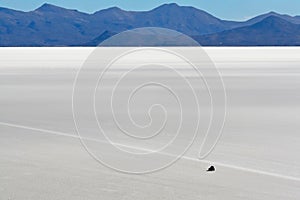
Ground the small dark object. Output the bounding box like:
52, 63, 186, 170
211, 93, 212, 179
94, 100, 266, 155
207, 166, 215, 172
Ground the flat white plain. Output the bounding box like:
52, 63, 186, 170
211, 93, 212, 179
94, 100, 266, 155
0, 47, 299, 200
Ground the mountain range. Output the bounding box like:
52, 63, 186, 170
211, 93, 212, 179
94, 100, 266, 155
0, 3, 299, 46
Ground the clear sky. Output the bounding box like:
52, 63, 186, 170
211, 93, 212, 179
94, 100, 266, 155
0, 0, 299, 21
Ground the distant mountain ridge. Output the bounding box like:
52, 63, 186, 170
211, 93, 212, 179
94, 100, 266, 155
0, 3, 299, 46
194, 16, 300, 46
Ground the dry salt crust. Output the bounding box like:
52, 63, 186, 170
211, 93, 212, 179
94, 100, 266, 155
0, 47, 299, 200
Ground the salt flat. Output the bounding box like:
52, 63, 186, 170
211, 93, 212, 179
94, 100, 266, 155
0, 47, 299, 199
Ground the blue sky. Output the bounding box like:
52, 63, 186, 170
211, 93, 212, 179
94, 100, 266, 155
0, 0, 299, 21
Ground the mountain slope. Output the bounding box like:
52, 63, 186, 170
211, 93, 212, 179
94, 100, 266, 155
194, 16, 300, 46
82, 30, 117, 46
244, 11, 300, 26
0, 4, 93, 46
90, 3, 240, 35
133, 3, 239, 35
0, 3, 299, 46
0, 3, 241, 46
